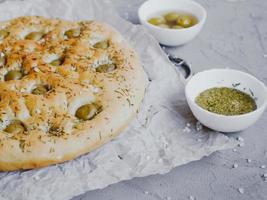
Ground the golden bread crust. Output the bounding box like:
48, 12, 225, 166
0, 16, 147, 171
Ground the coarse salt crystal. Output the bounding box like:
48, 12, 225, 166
90, 86, 100, 93
183, 126, 191, 133
237, 137, 244, 142
263, 173, 267, 178
186, 123, 191, 127
158, 158, 163, 163
196, 138, 202, 142
233, 163, 238, 168
34, 176, 40, 180
196, 121, 203, 131
144, 191, 149, 195
233, 149, 237, 152
238, 187, 244, 194
247, 159, 252, 163
189, 195, 195, 200
260, 165, 266, 169
33, 67, 40, 72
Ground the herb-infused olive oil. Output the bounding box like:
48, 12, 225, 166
195, 87, 257, 116
147, 11, 198, 29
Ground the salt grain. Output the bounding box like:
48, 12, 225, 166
233, 163, 238, 168
247, 159, 252, 163
91, 86, 100, 93
39, 38, 45, 43
196, 121, 203, 131
189, 195, 195, 200
237, 137, 244, 142
233, 149, 237, 152
183, 126, 191, 133
196, 138, 202, 142
263, 173, 267, 178
144, 191, 149, 195
260, 165, 266, 169
33, 67, 40, 72
186, 123, 191, 127
238, 187, 244, 194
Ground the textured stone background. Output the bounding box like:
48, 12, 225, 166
74, 0, 267, 199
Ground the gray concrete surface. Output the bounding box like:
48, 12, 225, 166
73, 0, 267, 199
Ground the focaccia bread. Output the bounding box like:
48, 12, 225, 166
0, 16, 147, 171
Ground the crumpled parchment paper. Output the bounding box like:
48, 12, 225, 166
0, 0, 237, 199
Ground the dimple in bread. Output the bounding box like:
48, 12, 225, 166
0, 16, 147, 171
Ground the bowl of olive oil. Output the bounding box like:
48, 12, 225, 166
185, 69, 267, 132
138, 0, 207, 46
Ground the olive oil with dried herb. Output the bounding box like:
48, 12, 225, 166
195, 87, 257, 116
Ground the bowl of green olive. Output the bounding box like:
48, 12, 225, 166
138, 0, 207, 46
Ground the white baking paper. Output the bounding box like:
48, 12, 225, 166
0, 0, 237, 199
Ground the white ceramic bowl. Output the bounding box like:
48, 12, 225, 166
138, 0, 207, 46
185, 69, 267, 132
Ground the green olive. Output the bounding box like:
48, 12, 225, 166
177, 15, 193, 28
96, 64, 116, 73
4, 120, 25, 134
65, 29, 80, 38
164, 12, 180, 23
50, 58, 64, 66
25, 31, 44, 41
171, 25, 183, 29
32, 85, 48, 95
0, 30, 9, 40
4, 70, 23, 81
75, 103, 101, 120
148, 17, 165, 26
93, 40, 109, 49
